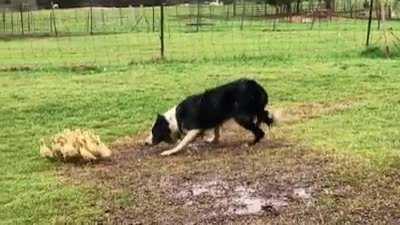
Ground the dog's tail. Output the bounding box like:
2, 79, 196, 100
258, 109, 279, 128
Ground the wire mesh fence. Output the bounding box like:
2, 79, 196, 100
0, 0, 399, 68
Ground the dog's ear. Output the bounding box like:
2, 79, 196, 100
156, 114, 163, 120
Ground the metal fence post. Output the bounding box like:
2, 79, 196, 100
11, 11, 14, 33
233, 0, 237, 16
152, 6, 155, 32
20, 4, 24, 35
2, 10, 6, 33
366, 0, 373, 46
51, 6, 58, 36
160, 3, 165, 58
90, 3, 94, 35
196, 0, 201, 32
240, 0, 246, 30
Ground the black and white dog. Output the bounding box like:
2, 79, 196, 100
144, 78, 276, 156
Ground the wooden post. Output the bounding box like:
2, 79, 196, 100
20, 4, 24, 35
366, 0, 373, 46
152, 6, 155, 32
160, 3, 165, 58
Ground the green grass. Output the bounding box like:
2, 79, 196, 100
0, 6, 400, 224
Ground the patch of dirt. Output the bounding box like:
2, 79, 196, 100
60, 102, 400, 224
272, 100, 357, 125
60, 121, 330, 224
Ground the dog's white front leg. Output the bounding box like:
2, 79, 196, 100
161, 130, 200, 156
205, 126, 220, 144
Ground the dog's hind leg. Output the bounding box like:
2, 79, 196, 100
257, 110, 275, 128
235, 115, 265, 144
161, 129, 201, 156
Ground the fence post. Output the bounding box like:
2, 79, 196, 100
264, 0, 267, 16
49, 11, 53, 33
366, 0, 373, 46
86, 9, 89, 32
27, 9, 31, 32
119, 8, 123, 26
51, 6, 58, 36
310, 11, 315, 30
152, 6, 155, 32
2, 10, 5, 33
233, 0, 237, 16
75, 9, 78, 22
101, 9, 105, 28
240, 0, 246, 30
90, 4, 94, 35
20, 4, 24, 35
160, 3, 165, 58
31, 10, 35, 32
11, 11, 14, 33
196, 0, 201, 32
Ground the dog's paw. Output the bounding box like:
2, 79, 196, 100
160, 149, 176, 156
244, 141, 257, 148
205, 137, 219, 144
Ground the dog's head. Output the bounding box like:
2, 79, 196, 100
144, 114, 174, 146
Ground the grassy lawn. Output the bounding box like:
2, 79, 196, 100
1, 7, 400, 224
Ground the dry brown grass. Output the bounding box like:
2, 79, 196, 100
271, 100, 356, 125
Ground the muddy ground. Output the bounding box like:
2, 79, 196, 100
61, 104, 400, 225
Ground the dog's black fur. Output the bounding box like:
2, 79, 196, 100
151, 78, 274, 145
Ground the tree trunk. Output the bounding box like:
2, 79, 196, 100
296, 0, 301, 13
326, 0, 335, 11
380, 1, 385, 24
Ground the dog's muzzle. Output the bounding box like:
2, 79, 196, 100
144, 135, 153, 146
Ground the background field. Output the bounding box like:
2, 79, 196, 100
0, 5, 400, 224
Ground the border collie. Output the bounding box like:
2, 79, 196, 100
145, 78, 276, 156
